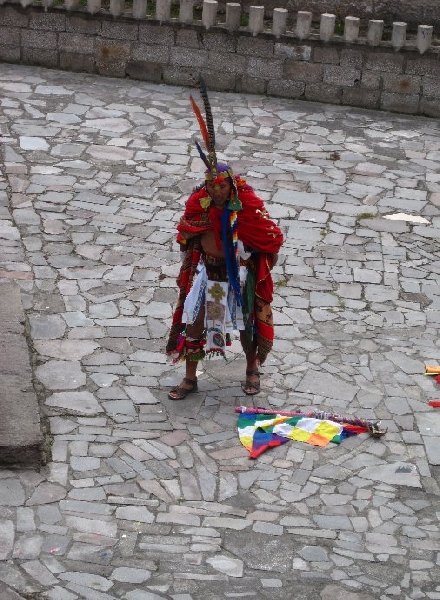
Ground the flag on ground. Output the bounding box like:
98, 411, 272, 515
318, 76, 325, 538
237, 411, 367, 459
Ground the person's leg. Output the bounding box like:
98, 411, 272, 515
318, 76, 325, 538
240, 332, 260, 395
168, 306, 205, 400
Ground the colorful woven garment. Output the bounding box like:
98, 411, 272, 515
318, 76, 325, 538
237, 411, 368, 459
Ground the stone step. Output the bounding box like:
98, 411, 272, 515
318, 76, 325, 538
0, 281, 43, 468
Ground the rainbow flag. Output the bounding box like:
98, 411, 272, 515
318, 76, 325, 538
237, 412, 364, 459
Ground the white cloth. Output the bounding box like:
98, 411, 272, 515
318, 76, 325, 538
181, 259, 247, 359
182, 265, 207, 326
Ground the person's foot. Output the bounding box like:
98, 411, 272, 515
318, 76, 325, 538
241, 369, 260, 396
168, 377, 198, 400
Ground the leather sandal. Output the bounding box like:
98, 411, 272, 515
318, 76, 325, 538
168, 377, 198, 400
241, 369, 261, 396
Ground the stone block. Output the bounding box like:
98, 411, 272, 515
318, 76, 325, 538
59, 33, 95, 55
204, 71, 237, 91
0, 46, 20, 62
361, 70, 381, 89
139, 23, 173, 45
274, 43, 311, 61
22, 46, 58, 68
313, 45, 339, 64
422, 76, 440, 98
97, 59, 127, 78
0, 6, 28, 27
324, 65, 360, 87
59, 52, 97, 73
204, 31, 236, 52
284, 61, 323, 83
97, 39, 131, 61
365, 52, 405, 73
67, 15, 101, 34
267, 79, 305, 98
29, 11, 66, 32
248, 56, 283, 79
101, 20, 139, 41
0, 27, 20, 46
380, 92, 420, 114
383, 74, 421, 95
163, 66, 196, 87
237, 36, 274, 57
406, 57, 440, 78
175, 29, 200, 48
420, 98, 440, 119
206, 50, 246, 74
342, 87, 380, 109
132, 44, 170, 63
236, 75, 267, 94
340, 48, 363, 70
305, 82, 341, 104
170, 46, 207, 68
22, 29, 57, 49
126, 60, 163, 82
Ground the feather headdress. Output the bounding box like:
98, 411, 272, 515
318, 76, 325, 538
189, 77, 219, 176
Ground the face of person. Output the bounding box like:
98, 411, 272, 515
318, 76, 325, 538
206, 178, 232, 209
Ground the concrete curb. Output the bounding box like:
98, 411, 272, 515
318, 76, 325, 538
0, 281, 43, 468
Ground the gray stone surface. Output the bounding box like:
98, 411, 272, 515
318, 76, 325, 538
0, 63, 439, 600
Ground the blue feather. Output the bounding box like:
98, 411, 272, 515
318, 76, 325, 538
195, 139, 210, 170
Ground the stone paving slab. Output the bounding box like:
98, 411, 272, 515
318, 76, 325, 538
0, 63, 440, 600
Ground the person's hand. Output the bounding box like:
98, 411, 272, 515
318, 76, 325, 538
269, 253, 278, 269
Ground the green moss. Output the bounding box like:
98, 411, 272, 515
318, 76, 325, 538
194, 3, 203, 19
147, 0, 155, 16
170, 3, 179, 18
335, 21, 344, 36
240, 12, 249, 27
357, 212, 374, 221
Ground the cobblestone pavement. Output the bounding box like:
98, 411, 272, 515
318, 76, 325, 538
0, 63, 440, 600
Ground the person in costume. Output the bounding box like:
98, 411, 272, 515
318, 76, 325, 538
166, 80, 284, 400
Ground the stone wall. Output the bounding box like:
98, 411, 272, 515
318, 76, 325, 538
0, 2, 439, 118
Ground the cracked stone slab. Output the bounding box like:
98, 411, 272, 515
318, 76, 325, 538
357, 462, 422, 488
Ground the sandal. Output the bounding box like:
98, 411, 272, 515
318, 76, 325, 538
168, 377, 198, 400
241, 370, 261, 396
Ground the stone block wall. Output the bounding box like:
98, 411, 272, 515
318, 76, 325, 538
0, 2, 439, 118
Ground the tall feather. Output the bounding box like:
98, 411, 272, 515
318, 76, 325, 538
189, 95, 210, 151
198, 77, 215, 152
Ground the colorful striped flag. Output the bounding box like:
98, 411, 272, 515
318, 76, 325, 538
237, 411, 366, 459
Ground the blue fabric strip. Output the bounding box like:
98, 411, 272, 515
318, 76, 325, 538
221, 207, 242, 306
